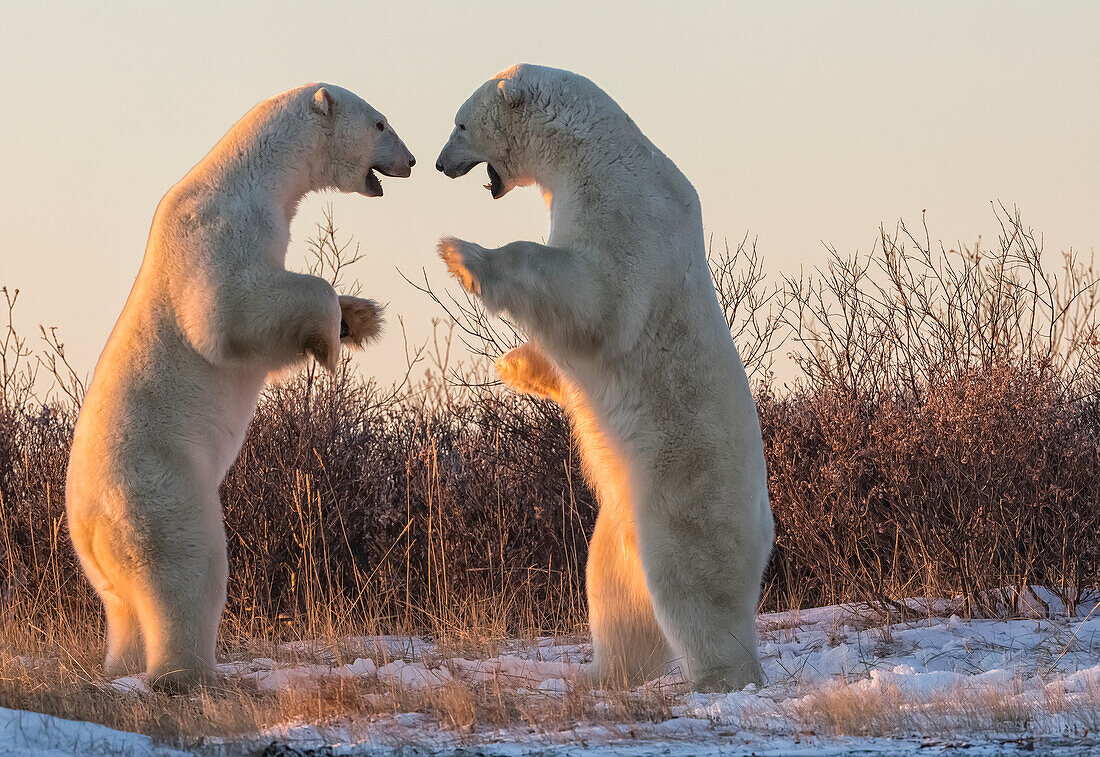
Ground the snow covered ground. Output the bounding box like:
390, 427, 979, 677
0, 707, 190, 757
4, 592, 1100, 756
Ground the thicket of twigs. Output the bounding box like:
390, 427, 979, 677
762, 210, 1100, 616
2, 205, 1098, 653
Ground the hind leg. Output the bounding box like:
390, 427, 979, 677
498, 342, 672, 686
585, 505, 673, 688
69, 514, 145, 677
132, 499, 228, 691
636, 500, 768, 692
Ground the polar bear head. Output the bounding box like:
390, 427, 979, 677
435, 64, 621, 199
309, 84, 416, 197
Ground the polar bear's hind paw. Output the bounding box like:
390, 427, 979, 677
149, 666, 223, 694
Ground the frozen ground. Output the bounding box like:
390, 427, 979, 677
4, 591, 1100, 756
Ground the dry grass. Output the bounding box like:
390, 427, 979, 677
3, 594, 1100, 748
0, 616, 676, 748
787, 680, 1029, 737
782, 675, 1100, 739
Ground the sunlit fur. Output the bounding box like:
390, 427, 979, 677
439, 65, 774, 692
66, 83, 413, 690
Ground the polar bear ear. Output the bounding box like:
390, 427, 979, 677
497, 78, 525, 108
311, 87, 335, 118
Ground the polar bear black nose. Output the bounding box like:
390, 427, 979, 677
408, 156, 416, 167
435, 160, 443, 172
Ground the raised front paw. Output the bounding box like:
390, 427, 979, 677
437, 236, 487, 295
339, 296, 384, 349
495, 342, 565, 403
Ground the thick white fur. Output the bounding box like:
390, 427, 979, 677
66, 83, 413, 690
437, 65, 774, 691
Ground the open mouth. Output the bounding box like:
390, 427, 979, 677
365, 163, 412, 197
443, 160, 508, 199
364, 169, 383, 197
483, 163, 506, 200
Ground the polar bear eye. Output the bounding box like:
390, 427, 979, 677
376, 120, 385, 131
458, 124, 466, 131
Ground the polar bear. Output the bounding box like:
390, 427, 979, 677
435, 65, 773, 691
65, 83, 414, 690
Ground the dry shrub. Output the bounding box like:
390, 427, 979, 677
219, 359, 590, 641
760, 364, 1100, 613
762, 206, 1100, 613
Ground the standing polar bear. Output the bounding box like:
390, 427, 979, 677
436, 65, 773, 691
66, 83, 414, 689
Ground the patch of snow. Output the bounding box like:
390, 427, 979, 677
376, 659, 452, 688
537, 677, 571, 694
339, 656, 377, 677
0, 707, 189, 757
107, 675, 150, 695
247, 663, 333, 692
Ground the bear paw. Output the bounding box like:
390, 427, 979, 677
339, 296, 384, 349
149, 666, 224, 694
437, 236, 485, 295
495, 342, 565, 403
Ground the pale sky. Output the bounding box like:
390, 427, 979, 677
2, 1, 1098, 387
